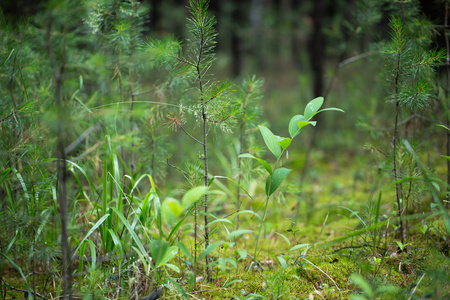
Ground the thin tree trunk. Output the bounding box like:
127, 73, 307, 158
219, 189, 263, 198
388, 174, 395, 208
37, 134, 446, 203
309, 0, 325, 98
393, 43, 405, 244
46, 22, 73, 300
393, 102, 405, 245
297, 0, 326, 220
197, 27, 212, 282
250, 0, 264, 71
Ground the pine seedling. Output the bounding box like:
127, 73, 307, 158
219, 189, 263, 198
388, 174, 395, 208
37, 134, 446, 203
150, 0, 240, 283
384, 16, 445, 244
86, 0, 143, 169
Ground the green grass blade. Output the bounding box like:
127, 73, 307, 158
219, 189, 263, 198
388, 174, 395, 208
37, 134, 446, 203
67, 160, 98, 199
71, 214, 110, 259
112, 207, 150, 262
275, 232, 291, 247
87, 240, 97, 270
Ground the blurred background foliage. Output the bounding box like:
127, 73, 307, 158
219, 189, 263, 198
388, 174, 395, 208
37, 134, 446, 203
0, 0, 449, 298
1, 0, 447, 161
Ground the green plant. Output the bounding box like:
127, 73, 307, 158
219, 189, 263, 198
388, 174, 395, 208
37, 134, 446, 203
240, 96, 343, 260
384, 13, 446, 244
151, 0, 240, 283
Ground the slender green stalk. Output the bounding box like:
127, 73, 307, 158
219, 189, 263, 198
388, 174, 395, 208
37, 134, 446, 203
254, 195, 270, 260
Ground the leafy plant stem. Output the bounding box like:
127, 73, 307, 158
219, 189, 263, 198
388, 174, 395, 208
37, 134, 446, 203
253, 150, 283, 260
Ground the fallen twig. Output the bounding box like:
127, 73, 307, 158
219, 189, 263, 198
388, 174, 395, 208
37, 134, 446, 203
1, 278, 50, 300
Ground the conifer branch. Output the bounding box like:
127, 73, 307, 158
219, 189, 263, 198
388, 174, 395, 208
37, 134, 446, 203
178, 124, 205, 146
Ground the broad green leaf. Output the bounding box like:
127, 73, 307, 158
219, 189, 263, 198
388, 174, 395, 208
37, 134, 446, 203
289, 243, 310, 252
159, 246, 178, 266
298, 120, 312, 130
165, 263, 181, 273
265, 168, 291, 196
237, 249, 248, 260
239, 153, 272, 174
304, 97, 324, 120
277, 255, 287, 269
222, 258, 237, 269
162, 198, 183, 224
277, 137, 291, 150
150, 239, 173, 267
213, 257, 237, 270
181, 186, 207, 210
228, 229, 255, 240
258, 125, 281, 159
288, 115, 306, 138
198, 241, 223, 261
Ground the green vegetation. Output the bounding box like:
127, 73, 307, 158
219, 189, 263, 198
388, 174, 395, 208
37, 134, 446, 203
0, 0, 449, 299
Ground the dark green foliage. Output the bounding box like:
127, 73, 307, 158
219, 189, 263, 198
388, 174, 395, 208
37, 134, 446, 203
385, 17, 445, 112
